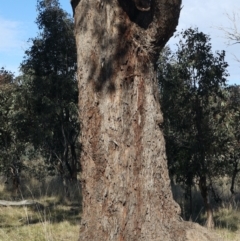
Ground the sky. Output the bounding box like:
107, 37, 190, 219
0, 0, 239, 85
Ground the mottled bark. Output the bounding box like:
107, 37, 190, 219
72, 0, 222, 240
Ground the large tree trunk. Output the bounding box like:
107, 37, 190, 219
72, 0, 222, 240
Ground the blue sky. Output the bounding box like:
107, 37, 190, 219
0, 0, 239, 85
0, 0, 72, 74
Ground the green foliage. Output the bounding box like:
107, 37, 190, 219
19, 0, 79, 179
222, 85, 240, 195
0, 68, 23, 173
0, 0, 79, 182
158, 28, 230, 217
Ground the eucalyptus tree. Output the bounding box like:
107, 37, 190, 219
0, 68, 15, 171
159, 28, 229, 228
218, 10, 240, 62
223, 85, 240, 198
20, 0, 79, 182
71, 1, 221, 240
0, 68, 25, 190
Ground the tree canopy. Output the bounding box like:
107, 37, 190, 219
158, 28, 230, 227
0, 0, 79, 184
19, 0, 79, 180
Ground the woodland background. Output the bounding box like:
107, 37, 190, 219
0, 0, 240, 240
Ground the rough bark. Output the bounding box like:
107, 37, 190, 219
72, 0, 222, 240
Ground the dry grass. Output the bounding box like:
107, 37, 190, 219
216, 229, 240, 241
2, 204, 240, 241
0, 178, 81, 241
214, 203, 240, 241
1, 177, 240, 240
0, 203, 80, 241
172, 183, 240, 241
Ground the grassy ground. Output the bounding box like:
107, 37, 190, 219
0, 203, 80, 241
0, 178, 81, 241
0, 212, 79, 241
0, 200, 80, 241
0, 178, 240, 240
1, 200, 239, 241
215, 204, 240, 241
172, 183, 240, 241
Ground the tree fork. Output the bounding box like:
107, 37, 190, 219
72, 0, 222, 240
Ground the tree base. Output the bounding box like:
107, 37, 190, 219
78, 219, 222, 241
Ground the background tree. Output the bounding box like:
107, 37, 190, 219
20, 0, 79, 189
158, 28, 229, 228
0, 68, 15, 172
0, 68, 24, 193
223, 85, 240, 199
218, 10, 240, 62
72, 1, 222, 240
